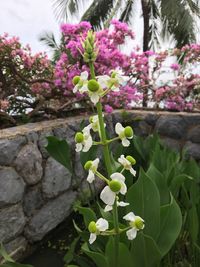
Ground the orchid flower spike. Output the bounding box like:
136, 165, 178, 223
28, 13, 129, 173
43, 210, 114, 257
84, 158, 100, 183
100, 172, 127, 206
75, 126, 92, 152
123, 212, 144, 240
118, 155, 136, 176
72, 71, 89, 94
88, 218, 109, 244
115, 123, 133, 147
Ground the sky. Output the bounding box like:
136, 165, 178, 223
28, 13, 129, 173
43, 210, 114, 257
0, 0, 199, 55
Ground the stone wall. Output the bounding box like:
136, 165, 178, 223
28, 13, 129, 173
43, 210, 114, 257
0, 110, 200, 260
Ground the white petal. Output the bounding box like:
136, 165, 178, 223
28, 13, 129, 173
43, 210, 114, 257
83, 136, 93, 152
115, 123, 124, 135
110, 172, 125, 183
96, 218, 109, 231
118, 155, 126, 165
126, 228, 137, 240
93, 158, 99, 169
87, 170, 95, 183
81, 71, 89, 80
118, 201, 129, 207
120, 182, 127, 195
123, 212, 136, 222
90, 93, 99, 105
122, 138, 130, 147
80, 84, 88, 93
100, 186, 116, 205
104, 205, 113, 212
130, 168, 136, 176
89, 233, 97, 244
82, 125, 91, 135
75, 143, 82, 152
73, 85, 79, 93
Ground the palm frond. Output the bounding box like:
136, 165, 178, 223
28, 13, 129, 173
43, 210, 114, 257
39, 31, 59, 50
81, 0, 115, 29
186, 0, 200, 17
149, 0, 161, 50
119, 0, 135, 24
52, 0, 79, 23
104, 0, 123, 27
160, 0, 198, 47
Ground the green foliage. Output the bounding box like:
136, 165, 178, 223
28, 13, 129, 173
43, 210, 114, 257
45, 136, 72, 172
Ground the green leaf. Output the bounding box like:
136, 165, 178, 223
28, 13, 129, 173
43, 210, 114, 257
170, 174, 193, 195
126, 168, 160, 240
188, 206, 199, 242
82, 243, 108, 267
130, 233, 162, 267
45, 136, 72, 172
146, 163, 170, 205
76, 206, 97, 227
157, 195, 182, 256
63, 237, 80, 264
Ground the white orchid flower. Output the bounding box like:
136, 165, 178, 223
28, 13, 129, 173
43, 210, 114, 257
115, 123, 133, 147
104, 201, 129, 212
73, 71, 89, 94
88, 218, 109, 244
75, 126, 93, 152
123, 212, 145, 240
87, 79, 103, 105
109, 70, 126, 91
118, 155, 136, 176
84, 158, 100, 183
100, 172, 127, 206
96, 75, 110, 89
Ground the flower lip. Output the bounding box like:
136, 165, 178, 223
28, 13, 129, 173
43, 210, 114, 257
109, 180, 122, 192
88, 79, 100, 92
75, 132, 84, 143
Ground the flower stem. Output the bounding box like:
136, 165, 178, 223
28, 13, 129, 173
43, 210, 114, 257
89, 62, 119, 267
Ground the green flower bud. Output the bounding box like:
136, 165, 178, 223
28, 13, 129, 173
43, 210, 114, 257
72, 76, 80, 85
89, 116, 94, 123
111, 71, 117, 78
124, 126, 133, 138
88, 221, 97, 233
84, 160, 93, 170
134, 217, 144, 230
75, 132, 84, 143
88, 79, 100, 92
109, 180, 121, 192
126, 156, 136, 165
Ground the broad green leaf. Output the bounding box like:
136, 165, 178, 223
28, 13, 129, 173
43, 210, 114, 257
82, 243, 108, 267
157, 195, 182, 256
170, 174, 193, 195
63, 237, 80, 264
118, 242, 132, 267
130, 233, 162, 267
76, 206, 97, 227
45, 136, 72, 172
126, 168, 160, 240
105, 237, 115, 267
146, 163, 170, 205
188, 206, 199, 242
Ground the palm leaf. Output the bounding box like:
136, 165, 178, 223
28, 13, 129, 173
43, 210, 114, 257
39, 31, 59, 49
120, 0, 135, 24
160, 0, 198, 47
81, 0, 115, 29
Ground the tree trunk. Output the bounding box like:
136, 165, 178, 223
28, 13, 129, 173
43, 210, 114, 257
141, 0, 150, 52
141, 0, 150, 107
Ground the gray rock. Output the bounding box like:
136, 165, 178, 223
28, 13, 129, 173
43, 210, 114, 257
187, 126, 200, 143
184, 142, 200, 160
155, 116, 186, 139
0, 136, 26, 165
0, 167, 25, 208
23, 185, 44, 216
14, 143, 43, 185
53, 126, 75, 145
135, 121, 152, 137
160, 137, 181, 152
0, 204, 26, 243
182, 115, 200, 126
26, 131, 38, 144
38, 130, 53, 158
1, 236, 28, 262
25, 191, 76, 241
42, 158, 72, 198
144, 113, 159, 126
